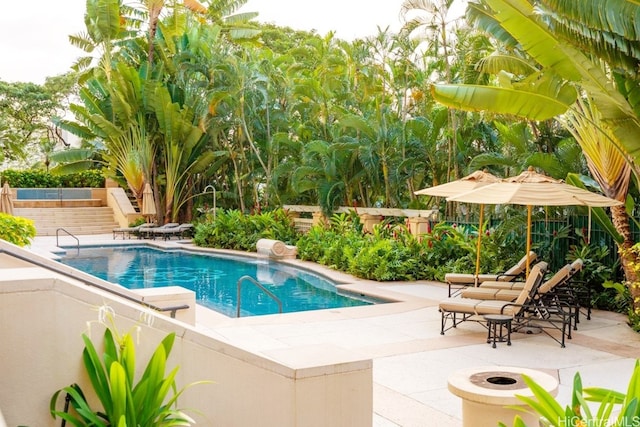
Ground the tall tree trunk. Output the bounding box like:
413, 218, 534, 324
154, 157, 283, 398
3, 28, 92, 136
611, 205, 640, 312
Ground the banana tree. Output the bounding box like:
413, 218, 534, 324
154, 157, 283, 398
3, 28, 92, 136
430, 0, 640, 310
151, 85, 215, 222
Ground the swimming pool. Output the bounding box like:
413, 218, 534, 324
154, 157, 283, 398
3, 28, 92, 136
58, 245, 373, 317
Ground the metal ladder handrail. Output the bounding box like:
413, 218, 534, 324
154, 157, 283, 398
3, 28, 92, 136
56, 228, 80, 251
236, 275, 283, 318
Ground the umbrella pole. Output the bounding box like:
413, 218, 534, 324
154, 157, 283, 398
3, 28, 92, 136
588, 207, 592, 244
526, 205, 532, 278
474, 204, 484, 286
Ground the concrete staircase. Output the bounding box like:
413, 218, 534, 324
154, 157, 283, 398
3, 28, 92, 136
14, 207, 119, 236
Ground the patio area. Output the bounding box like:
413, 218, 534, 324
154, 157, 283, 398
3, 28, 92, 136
29, 234, 640, 426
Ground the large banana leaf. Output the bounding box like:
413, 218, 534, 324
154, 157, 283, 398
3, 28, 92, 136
431, 84, 571, 121
478, 0, 640, 159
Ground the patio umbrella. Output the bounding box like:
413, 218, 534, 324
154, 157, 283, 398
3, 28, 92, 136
447, 167, 623, 276
141, 182, 156, 223
0, 182, 14, 215
415, 170, 501, 280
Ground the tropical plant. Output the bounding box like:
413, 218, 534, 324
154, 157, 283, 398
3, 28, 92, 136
50, 325, 199, 426
193, 208, 299, 251
0, 214, 36, 247
499, 360, 640, 427
430, 0, 640, 314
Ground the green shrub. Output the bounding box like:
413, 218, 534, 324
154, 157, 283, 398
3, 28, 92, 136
0, 169, 104, 188
193, 208, 300, 251
2, 169, 62, 188
59, 169, 105, 188
349, 238, 420, 281
0, 214, 36, 246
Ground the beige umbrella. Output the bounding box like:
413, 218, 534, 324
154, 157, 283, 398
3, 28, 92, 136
0, 182, 14, 215
415, 170, 502, 280
414, 169, 501, 197
141, 182, 156, 223
447, 167, 623, 276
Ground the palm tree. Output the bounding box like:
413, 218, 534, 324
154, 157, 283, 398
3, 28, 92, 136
400, 0, 465, 181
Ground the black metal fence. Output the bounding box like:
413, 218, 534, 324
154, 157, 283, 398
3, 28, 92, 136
446, 214, 638, 275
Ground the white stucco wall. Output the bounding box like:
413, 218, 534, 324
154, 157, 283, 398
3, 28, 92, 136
0, 244, 372, 426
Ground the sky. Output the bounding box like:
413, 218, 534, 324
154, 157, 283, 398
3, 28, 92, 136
0, 0, 408, 84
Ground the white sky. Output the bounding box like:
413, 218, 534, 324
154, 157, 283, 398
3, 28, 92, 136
0, 0, 407, 84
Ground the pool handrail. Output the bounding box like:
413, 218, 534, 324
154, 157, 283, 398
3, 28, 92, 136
237, 275, 283, 318
56, 228, 79, 252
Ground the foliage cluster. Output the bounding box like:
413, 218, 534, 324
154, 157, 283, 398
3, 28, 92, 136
193, 208, 300, 251
296, 213, 527, 282
1, 169, 104, 188
500, 360, 640, 427
0, 75, 76, 165
0, 213, 36, 247
566, 235, 620, 309
51, 325, 199, 426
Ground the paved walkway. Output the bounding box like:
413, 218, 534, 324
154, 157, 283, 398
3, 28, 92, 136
32, 234, 640, 426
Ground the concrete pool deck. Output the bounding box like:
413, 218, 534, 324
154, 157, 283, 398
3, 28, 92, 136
31, 234, 640, 426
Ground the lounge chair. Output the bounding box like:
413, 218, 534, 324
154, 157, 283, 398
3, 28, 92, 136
439, 261, 573, 347
138, 222, 179, 239
444, 251, 537, 296
460, 259, 583, 302
150, 223, 194, 240
113, 223, 155, 240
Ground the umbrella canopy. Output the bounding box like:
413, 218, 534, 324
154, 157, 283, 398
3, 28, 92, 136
448, 168, 621, 207
0, 182, 14, 215
141, 182, 156, 222
415, 170, 501, 281
447, 167, 623, 275
414, 169, 501, 197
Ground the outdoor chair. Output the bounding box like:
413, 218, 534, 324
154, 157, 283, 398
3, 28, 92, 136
461, 259, 583, 303
150, 223, 194, 240
439, 261, 547, 334
113, 223, 155, 240
444, 251, 537, 296
438, 261, 576, 348
138, 222, 179, 239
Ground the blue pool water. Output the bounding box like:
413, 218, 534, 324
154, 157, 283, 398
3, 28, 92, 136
58, 245, 373, 317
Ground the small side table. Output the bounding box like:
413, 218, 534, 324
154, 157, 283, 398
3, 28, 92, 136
484, 314, 512, 348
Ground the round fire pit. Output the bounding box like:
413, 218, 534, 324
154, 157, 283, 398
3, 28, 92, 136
448, 366, 558, 427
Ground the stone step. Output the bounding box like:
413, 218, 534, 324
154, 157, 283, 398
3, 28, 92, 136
13, 207, 118, 236
14, 207, 114, 214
